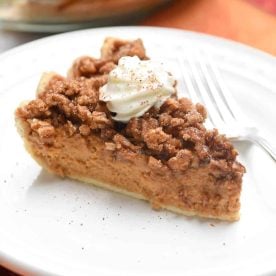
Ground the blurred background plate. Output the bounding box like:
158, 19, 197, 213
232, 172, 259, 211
0, 0, 172, 32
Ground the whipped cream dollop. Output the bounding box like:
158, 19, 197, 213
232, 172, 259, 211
99, 56, 176, 122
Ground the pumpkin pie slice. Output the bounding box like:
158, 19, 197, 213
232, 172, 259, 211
15, 37, 245, 221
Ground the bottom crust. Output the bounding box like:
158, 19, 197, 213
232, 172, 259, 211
69, 174, 240, 221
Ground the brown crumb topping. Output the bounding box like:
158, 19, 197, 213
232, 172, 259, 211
16, 38, 245, 181
68, 56, 116, 79
68, 37, 147, 79
101, 37, 147, 63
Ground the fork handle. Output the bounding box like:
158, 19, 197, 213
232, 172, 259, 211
234, 134, 276, 162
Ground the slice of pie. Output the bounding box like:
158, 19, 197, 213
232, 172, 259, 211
15, 37, 245, 221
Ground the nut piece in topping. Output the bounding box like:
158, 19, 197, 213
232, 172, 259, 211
101, 37, 147, 63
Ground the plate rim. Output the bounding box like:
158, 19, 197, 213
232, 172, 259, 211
0, 26, 276, 63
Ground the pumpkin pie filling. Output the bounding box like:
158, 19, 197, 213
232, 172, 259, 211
15, 37, 245, 221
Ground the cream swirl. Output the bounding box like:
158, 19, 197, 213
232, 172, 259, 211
99, 56, 176, 122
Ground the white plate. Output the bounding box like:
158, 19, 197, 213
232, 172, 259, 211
0, 27, 276, 276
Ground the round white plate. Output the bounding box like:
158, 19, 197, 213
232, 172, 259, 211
0, 27, 276, 276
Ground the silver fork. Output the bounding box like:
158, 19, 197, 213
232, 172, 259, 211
178, 52, 276, 161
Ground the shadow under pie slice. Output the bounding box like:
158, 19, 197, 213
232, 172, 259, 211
15, 38, 245, 221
